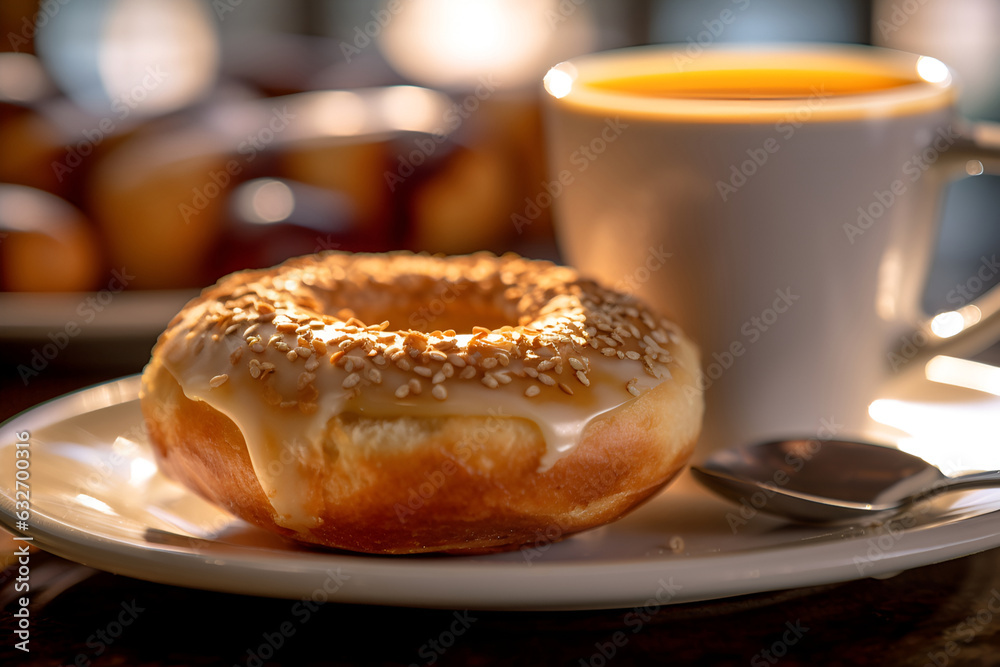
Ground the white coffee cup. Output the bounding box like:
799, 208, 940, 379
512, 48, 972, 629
543, 43, 1000, 455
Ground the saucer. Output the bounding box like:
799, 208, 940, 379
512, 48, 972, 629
2, 373, 999, 610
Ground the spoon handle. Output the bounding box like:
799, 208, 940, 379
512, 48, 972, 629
938, 470, 1000, 494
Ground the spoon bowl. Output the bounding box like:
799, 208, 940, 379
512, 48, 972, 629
691, 439, 1000, 523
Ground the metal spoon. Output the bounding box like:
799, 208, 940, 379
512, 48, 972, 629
690, 439, 1000, 523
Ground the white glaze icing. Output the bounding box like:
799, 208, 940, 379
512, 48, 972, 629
158, 309, 671, 530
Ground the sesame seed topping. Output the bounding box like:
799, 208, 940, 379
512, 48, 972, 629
166, 252, 688, 414
298, 372, 316, 390
209, 374, 229, 388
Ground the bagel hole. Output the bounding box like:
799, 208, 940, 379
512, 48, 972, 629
318, 283, 521, 334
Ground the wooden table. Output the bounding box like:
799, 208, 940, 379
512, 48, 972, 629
3, 370, 1000, 666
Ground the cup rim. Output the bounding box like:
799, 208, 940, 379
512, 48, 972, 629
543, 43, 957, 123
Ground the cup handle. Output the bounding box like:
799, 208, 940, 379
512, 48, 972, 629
898, 121, 1000, 366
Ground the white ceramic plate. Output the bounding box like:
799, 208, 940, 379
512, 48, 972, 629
3, 374, 1000, 611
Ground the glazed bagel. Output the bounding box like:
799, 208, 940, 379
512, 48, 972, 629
140, 252, 703, 554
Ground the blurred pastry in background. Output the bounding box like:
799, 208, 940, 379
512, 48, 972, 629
87, 128, 233, 289
0, 184, 102, 292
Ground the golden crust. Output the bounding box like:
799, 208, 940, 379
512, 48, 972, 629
141, 339, 701, 554
140, 251, 704, 554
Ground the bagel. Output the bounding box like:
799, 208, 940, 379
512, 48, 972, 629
139, 251, 703, 554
